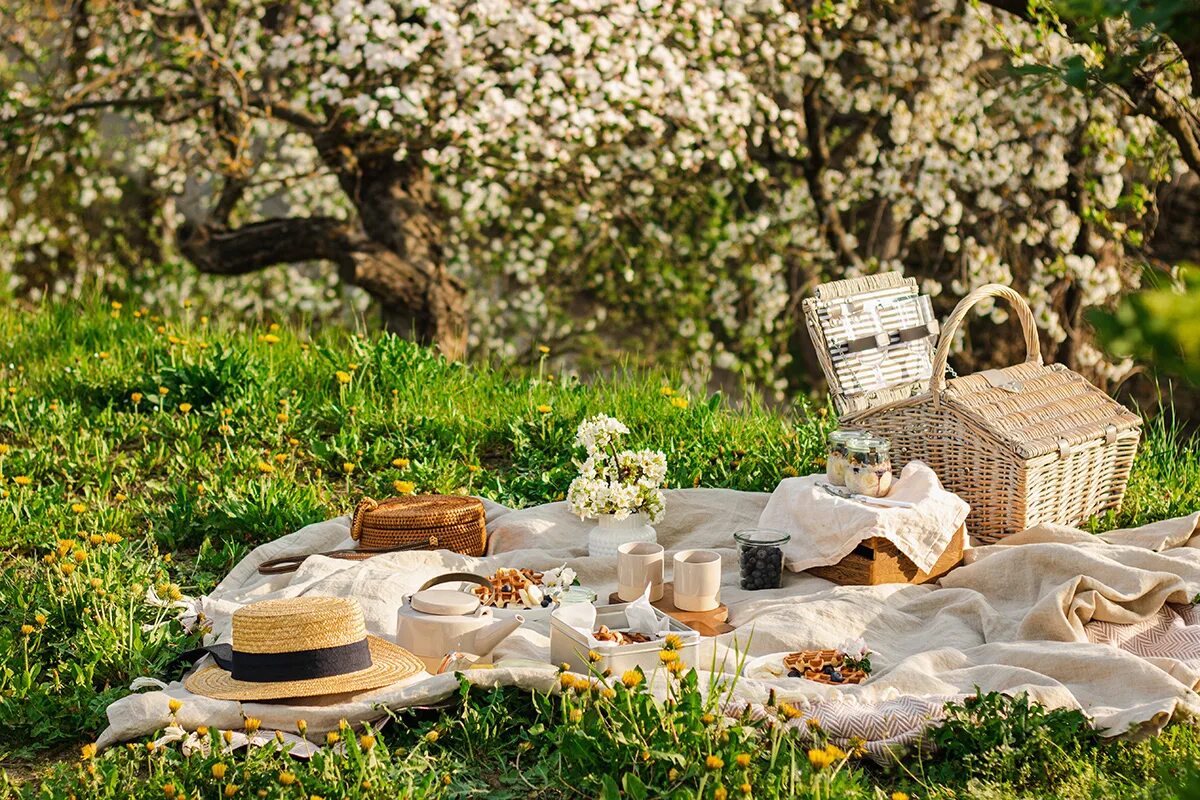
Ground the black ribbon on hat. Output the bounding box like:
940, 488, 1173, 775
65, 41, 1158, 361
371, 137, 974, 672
171, 639, 372, 683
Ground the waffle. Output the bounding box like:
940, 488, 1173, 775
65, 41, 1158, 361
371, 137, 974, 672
472, 568, 546, 609
783, 649, 867, 685
593, 625, 653, 645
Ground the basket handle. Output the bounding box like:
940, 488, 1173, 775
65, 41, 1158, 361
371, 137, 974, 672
930, 284, 1042, 409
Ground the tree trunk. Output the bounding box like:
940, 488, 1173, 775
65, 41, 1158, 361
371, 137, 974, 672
331, 149, 467, 358
178, 154, 468, 359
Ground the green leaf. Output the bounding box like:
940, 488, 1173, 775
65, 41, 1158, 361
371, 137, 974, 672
599, 773, 621, 800
623, 772, 649, 800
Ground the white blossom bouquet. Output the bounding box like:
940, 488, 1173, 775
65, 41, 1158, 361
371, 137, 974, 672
567, 415, 667, 523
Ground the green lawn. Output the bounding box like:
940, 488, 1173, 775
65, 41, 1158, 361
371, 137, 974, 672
1, 299, 1199, 798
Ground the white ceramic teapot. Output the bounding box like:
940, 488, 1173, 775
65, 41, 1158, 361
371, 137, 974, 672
396, 573, 524, 671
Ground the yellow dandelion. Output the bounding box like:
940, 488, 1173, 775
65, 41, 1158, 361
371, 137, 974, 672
335, 371, 352, 385
88, 534, 103, 546
278, 772, 296, 786
537, 345, 550, 354
20, 624, 34, 635
779, 703, 802, 720
702, 713, 716, 725
257, 461, 275, 474
659, 386, 675, 396
274, 453, 287, 464
671, 396, 689, 409
568, 708, 583, 723
111, 301, 123, 310
559, 673, 574, 689
663, 633, 684, 650
163, 782, 176, 798
178, 403, 192, 414
825, 744, 847, 761
14, 476, 31, 486
467, 465, 481, 473
587, 650, 602, 663
392, 458, 410, 468
325, 731, 340, 745
359, 734, 376, 750
73, 550, 86, 563
0, 444, 9, 455
145, 740, 156, 752
104, 533, 123, 544
71, 503, 86, 514
296, 720, 307, 735
536, 404, 552, 414
222, 730, 234, 744
218, 424, 232, 435
659, 649, 678, 664
808, 748, 834, 770
89, 577, 103, 589
243, 717, 261, 733
621, 670, 643, 688
34, 613, 47, 626
715, 788, 727, 800
288, 437, 300, 446
80, 743, 96, 760
258, 334, 281, 345
276, 412, 288, 423
97, 351, 110, 360
740, 783, 751, 795
131, 392, 144, 404
735, 753, 750, 768
424, 730, 439, 743
342, 462, 355, 474
393, 480, 416, 495
667, 660, 687, 675
223, 783, 238, 797
211, 763, 227, 779
892, 793, 910, 800
269, 322, 280, 332
221, 407, 232, 417
61, 563, 76, 576
168, 698, 182, 714
706, 755, 724, 770
115, 492, 127, 502
158, 386, 169, 396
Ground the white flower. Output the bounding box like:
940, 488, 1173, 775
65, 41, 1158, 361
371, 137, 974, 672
567, 414, 667, 522
838, 638, 869, 659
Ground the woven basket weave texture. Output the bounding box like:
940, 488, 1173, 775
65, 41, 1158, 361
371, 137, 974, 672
352, 495, 487, 556
806, 278, 1141, 542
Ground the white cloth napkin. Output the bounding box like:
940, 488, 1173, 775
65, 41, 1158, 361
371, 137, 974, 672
757, 462, 970, 573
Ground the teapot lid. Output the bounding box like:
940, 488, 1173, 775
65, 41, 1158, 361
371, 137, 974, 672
411, 588, 481, 616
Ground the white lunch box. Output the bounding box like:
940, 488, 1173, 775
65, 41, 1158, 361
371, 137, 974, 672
549, 603, 699, 676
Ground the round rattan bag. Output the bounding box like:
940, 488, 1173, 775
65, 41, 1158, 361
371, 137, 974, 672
257, 495, 487, 575
351, 495, 487, 556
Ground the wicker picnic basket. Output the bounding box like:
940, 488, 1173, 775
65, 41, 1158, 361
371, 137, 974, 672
804, 274, 1141, 542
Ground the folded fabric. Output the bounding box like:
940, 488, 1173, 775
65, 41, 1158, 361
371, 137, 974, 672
757, 462, 970, 573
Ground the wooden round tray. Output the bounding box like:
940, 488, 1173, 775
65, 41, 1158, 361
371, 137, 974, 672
606, 583, 733, 637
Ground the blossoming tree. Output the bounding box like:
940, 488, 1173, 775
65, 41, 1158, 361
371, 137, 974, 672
0, 0, 1192, 389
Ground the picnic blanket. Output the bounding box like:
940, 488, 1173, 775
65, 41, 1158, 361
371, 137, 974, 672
96, 489, 1200, 759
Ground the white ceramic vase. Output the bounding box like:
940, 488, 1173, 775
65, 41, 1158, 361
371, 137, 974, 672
588, 513, 657, 558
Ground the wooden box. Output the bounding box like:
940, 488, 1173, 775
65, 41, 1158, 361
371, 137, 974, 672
807, 525, 965, 586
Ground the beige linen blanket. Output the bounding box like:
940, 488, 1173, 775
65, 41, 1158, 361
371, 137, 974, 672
97, 489, 1200, 759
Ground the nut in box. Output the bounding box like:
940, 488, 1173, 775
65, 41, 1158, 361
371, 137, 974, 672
550, 603, 699, 676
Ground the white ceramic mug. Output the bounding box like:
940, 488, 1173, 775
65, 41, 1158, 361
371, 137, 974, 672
617, 541, 665, 602
673, 549, 722, 612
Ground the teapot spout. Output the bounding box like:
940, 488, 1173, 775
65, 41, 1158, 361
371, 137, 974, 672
474, 614, 524, 658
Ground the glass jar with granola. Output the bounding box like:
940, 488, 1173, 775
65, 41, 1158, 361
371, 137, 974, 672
845, 436, 893, 497
826, 429, 863, 487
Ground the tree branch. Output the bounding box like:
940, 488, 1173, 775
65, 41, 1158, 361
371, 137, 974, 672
177, 216, 355, 275
799, 88, 864, 269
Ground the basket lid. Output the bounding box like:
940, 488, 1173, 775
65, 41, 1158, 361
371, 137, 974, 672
941, 362, 1142, 459
802, 272, 940, 415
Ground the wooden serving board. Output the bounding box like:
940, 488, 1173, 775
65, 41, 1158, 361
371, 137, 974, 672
607, 583, 733, 637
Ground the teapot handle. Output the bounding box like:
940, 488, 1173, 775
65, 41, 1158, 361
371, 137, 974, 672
419, 572, 495, 596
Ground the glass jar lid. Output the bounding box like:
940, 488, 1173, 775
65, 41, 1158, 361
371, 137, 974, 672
828, 429, 864, 444
847, 435, 889, 454
734, 528, 791, 547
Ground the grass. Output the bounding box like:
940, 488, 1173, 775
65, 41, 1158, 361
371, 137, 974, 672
0, 297, 1198, 798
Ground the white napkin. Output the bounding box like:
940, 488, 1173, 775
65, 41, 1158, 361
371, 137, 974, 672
758, 461, 969, 573
553, 585, 697, 649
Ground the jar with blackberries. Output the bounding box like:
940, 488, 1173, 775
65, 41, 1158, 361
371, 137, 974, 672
734, 529, 790, 590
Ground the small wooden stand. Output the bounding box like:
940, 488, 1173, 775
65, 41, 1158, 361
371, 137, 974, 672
607, 583, 733, 637
806, 525, 965, 585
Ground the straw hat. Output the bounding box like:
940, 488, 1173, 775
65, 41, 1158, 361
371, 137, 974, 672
185, 597, 424, 701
